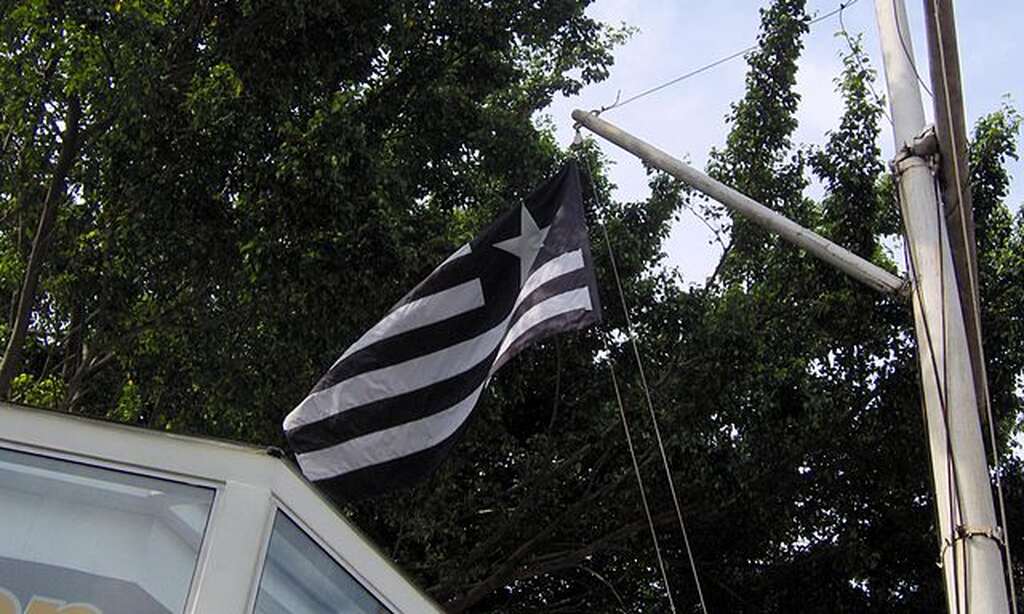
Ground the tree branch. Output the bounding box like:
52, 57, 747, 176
0, 98, 83, 399
443, 446, 660, 612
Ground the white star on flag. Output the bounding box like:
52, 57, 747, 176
493, 205, 550, 287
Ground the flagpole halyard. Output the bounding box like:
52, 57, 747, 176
609, 362, 679, 614
576, 144, 709, 614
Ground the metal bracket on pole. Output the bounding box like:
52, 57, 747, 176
938, 525, 1006, 568
892, 126, 941, 179
892, 155, 931, 177
910, 125, 940, 159
958, 524, 1006, 545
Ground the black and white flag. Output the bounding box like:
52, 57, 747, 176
284, 162, 601, 500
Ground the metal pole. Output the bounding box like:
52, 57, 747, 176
571, 109, 907, 296
922, 0, 989, 429
874, 1, 1010, 612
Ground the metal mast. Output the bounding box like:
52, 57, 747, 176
873, 0, 1009, 611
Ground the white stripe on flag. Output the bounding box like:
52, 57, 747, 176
286, 322, 505, 431
493, 287, 593, 371
337, 278, 484, 364
385, 243, 473, 319
285, 251, 587, 432
296, 383, 487, 480
515, 250, 583, 312
440, 242, 472, 267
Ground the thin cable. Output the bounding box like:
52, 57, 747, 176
902, 224, 964, 614
928, 3, 1019, 608
605, 228, 710, 614
610, 45, 757, 111
894, 167, 965, 612
994, 437, 1019, 613
837, 3, 894, 128
580, 148, 709, 614
609, 362, 678, 614
891, 0, 935, 98
935, 169, 967, 614
597, 0, 863, 114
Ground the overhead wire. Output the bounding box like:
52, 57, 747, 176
594, 0, 865, 116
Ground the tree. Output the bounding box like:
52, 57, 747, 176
1, 0, 1021, 611
0, 0, 624, 433
706, 0, 811, 286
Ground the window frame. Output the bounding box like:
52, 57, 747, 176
247, 501, 394, 614
0, 403, 442, 614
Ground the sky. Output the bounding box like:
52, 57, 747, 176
543, 0, 1024, 284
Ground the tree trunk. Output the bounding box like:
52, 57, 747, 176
0, 99, 83, 399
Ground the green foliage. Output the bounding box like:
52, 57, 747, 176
10, 372, 63, 408
1, 0, 1022, 611
969, 105, 1024, 452
811, 33, 895, 256
707, 0, 811, 284
0, 0, 624, 428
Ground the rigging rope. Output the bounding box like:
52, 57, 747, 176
927, 2, 1019, 607
893, 162, 966, 613
935, 168, 966, 614
609, 362, 679, 614
837, 3, 894, 128
578, 145, 710, 614
891, 0, 935, 98
592, 0, 864, 116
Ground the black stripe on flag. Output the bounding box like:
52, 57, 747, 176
314, 419, 474, 503
284, 161, 601, 500
288, 351, 493, 455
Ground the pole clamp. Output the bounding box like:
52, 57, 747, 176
957, 523, 1005, 545
936, 524, 1005, 568
891, 125, 940, 176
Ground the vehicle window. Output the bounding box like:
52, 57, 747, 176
0, 447, 214, 614
253, 512, 389, 614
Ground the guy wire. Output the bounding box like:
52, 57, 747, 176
578, 144, 710, 614
596, 0, 864, 115
928, 2, 1018, 608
